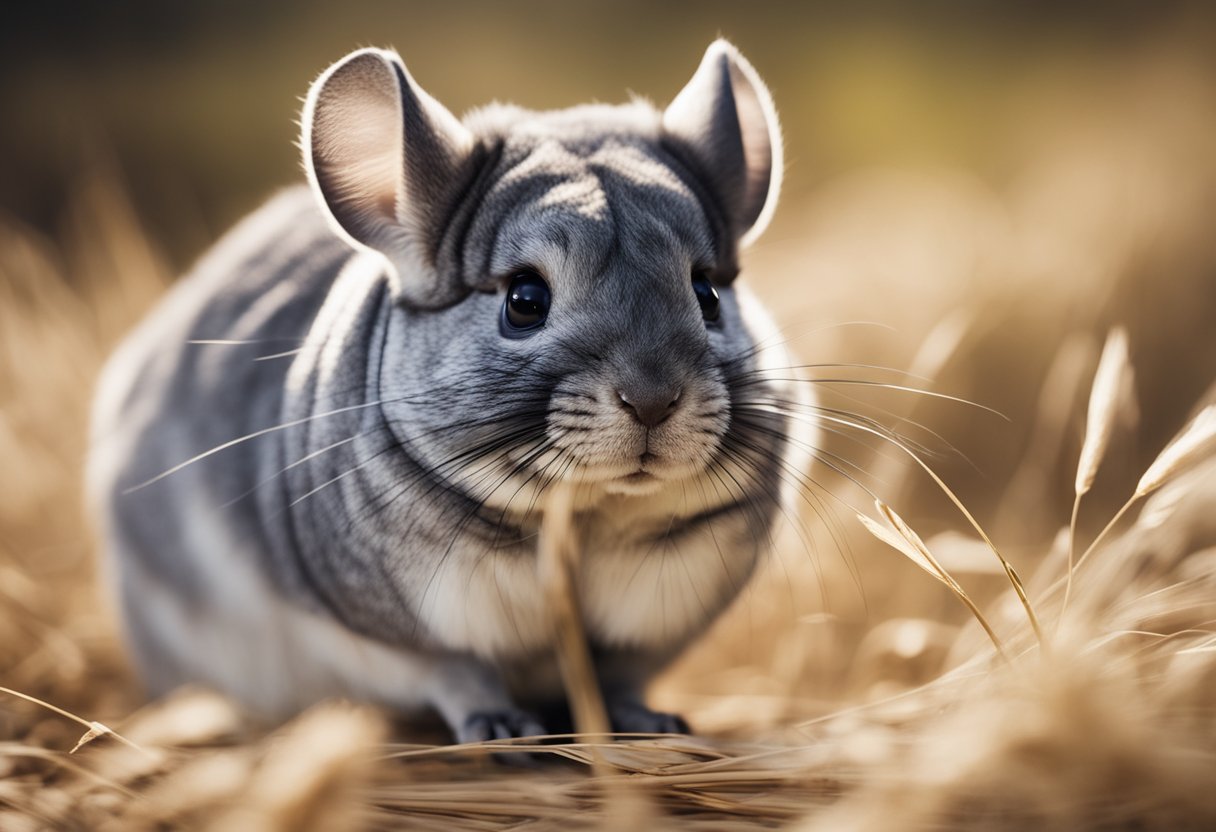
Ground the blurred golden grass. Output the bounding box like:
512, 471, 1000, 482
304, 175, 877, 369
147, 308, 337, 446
3, 50, 1216, 829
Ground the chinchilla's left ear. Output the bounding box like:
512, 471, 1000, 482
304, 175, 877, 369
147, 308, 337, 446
662, 39, 782, 248
302, 47, 479, 308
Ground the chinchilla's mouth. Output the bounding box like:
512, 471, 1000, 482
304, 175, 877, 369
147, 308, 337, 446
602, 470, 665, 497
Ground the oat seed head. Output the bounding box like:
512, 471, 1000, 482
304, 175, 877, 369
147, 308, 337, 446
1075, 327, 1132, 496
1135, 405, 1216, 498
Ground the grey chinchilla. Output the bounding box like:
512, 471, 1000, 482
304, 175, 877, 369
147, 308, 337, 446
87, 39, 810, 742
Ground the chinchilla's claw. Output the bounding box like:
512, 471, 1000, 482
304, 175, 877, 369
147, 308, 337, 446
457, 709, 549, 766
607, 701, 692, 736
457, 709, 548, 744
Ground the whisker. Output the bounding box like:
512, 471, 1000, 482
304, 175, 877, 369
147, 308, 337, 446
218, 432, 365, 508
414, 437, 559, 634
716, 442, 851, 611
185, 338, 304, 346
121, 400, 393, 493
734, 412, 879, 496
253, 349, 304, 362
737, 374, 1009, 421
288, 457, 378, 508
720, 421, 868, 608
778, 385, 983, 473
787, 402, 941, 460
746, 361, 938, 382
717, 320, 899, 371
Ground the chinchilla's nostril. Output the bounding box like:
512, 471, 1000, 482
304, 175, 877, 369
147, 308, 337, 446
618, 387, 682, 428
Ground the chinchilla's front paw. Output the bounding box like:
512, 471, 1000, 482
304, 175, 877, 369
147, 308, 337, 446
457, 709, 548, 744
607, 701, 691, 735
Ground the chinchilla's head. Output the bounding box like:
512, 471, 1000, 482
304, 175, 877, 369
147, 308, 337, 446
302, 40, 788, 506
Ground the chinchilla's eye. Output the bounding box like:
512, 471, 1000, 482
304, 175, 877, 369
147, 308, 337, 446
692, 271, 720, 323
500, 271, 551, 336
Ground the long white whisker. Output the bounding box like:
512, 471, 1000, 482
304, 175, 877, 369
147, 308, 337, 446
218, 433, 364, 508
185, 338, 303, 345
253, 349, 304, 362
287, 458, 377, 508
744, 375, 1008, 420
122, 400, 387, 493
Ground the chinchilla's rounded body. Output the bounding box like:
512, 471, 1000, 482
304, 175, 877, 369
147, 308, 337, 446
88, 40, 808, 741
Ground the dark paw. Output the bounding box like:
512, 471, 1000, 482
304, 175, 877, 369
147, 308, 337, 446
456, 709, 547, 745
608, 702, 691, 735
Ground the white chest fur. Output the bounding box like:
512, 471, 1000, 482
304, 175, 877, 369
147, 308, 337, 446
414, 488, 757, 661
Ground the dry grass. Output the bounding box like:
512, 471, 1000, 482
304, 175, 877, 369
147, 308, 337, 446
3, 52, 1216, 830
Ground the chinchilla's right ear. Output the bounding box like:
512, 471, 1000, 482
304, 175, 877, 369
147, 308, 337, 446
302, 48, 477, 308
662, 39, 783, 252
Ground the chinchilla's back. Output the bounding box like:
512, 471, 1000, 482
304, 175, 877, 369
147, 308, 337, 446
88, 187, 358, 704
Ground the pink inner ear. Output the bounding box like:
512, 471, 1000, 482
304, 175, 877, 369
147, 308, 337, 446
306, 52, 407, 246
302, 48, 480, 309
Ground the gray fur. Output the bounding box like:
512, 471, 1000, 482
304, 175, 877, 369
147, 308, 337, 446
88, 40, 806, 740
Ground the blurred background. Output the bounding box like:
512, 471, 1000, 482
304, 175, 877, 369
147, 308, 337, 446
2, 0, 1216, 746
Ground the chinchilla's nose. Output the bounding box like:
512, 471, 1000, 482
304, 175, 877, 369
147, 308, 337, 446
617, 384, 683, 428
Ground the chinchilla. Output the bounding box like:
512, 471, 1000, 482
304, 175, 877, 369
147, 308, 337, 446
87, 39, 810, 742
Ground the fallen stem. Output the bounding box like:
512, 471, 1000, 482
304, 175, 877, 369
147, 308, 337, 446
0, 686, 151, 758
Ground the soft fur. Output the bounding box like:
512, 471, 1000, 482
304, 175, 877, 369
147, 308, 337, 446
87, 40, 805, 742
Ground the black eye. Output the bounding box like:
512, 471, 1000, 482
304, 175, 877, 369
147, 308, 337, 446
692, 271, 720, 323
500, 271, 551, 336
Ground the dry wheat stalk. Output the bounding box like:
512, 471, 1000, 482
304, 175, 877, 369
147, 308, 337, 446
1135, 404, 1216, 497
1064, 327, 1132, 621
906, 455, 1045, 647
858, 503, 1007, 658
809, 404, 1044, 646
537, 483, 612, 755
1074, 404, 1216, 576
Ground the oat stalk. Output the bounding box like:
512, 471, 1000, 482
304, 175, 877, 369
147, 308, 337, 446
1134, 405, 1216, 497
1074, 404, 1216, 574
859, 503, 1008, 660
904, 451, 1044, 647
1064, 327, 1131, 621
810, 407, 1044, 646
537, 482, 612, 762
